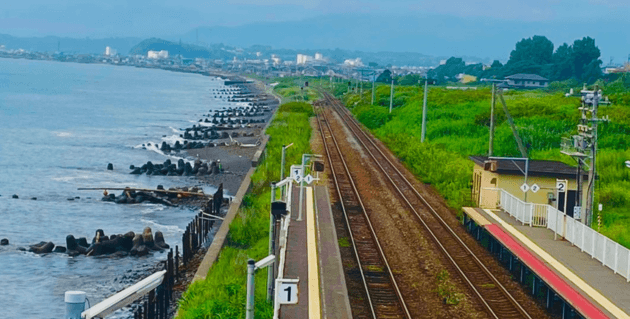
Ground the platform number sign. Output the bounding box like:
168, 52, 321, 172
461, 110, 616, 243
290, 166, 303, 183
304, 174, 314, 185
530, 183, 540, 193
520, 183, 530, 193
556, 180, 567, 193
278, 282, 298, 304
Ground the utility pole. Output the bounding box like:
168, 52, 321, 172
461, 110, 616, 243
561, 85, 609, 225
371, 74, 376, 105
389, 77, 394, 113
489, 83, 496, 156
421, 78, 429, 142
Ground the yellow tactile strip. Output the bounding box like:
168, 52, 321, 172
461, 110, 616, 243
307, 187, 322, 318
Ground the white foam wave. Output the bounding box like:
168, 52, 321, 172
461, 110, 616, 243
51, 174, 92, 182
54, 131, 72, 137
139, 218, 184, 235
133, 141, 196, 164
161, 134, 185, 145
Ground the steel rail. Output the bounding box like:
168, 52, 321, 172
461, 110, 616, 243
317, 110, 411, 319
324, 93, 532, 319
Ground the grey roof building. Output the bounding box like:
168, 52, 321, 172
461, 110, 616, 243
504, 73, 550, 89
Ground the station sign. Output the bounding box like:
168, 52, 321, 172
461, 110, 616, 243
520, 183, 530, 193
276, 279, 299, 304
530, 184, 540, 193
290, 165, 303, 183
556, 180, 567, 193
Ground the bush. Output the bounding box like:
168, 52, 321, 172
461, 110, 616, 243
344, 84, 630, 248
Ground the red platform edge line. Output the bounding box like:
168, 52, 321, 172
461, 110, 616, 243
485, 224, 609, 319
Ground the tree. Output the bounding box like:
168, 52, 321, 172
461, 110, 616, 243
551, 43, 574, 81
572, 36, 601, 81
581, 59, 602, 84
376, 69, 392, 83
508, 35, 554, 65
491, 60, 503, 68
428, 57, 466, 83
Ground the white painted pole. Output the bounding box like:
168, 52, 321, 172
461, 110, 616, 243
246, 259, 256, 319
267, 185, 276, 302
421, 79, 429, 143
371, 75, 375, 105
389, 78, 394, 113
298, 154, 306, 221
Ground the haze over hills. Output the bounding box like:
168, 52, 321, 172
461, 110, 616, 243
0, 34, 141, 55
175, 14, 628, 65
1, 12, 628, 66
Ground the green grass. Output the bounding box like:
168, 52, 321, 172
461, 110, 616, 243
337, 237, 350, 248
338, 84, 630, 248
176, 101, 313, 319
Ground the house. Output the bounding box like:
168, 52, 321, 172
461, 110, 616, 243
504, 74, 550, 89
469, 156, 587, 217
456, 73, 478, 84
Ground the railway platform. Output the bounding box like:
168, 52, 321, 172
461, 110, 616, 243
463, 206, 630, 319
278, 184, 352, 319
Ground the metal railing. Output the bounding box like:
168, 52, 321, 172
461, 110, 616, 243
82, 248, 178, 319
273, 180, 294, 319
496, 188, 630, 282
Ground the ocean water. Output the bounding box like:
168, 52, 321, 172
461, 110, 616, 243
0, 58, 236, 318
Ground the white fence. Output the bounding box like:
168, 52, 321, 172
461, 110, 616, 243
273, 180, 294, 318
497, 188, 630, 282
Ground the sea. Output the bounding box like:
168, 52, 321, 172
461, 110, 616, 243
0, 58, 239, 318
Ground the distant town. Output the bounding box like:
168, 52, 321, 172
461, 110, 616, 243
0, 44, 431, 81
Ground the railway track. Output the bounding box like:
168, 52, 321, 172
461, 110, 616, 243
317, 110, 411, 319
322, 92, 533, 319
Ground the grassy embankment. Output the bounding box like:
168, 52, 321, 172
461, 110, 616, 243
271, 77, 320, 102
320, 79, 630, 248
176, 102, 314, 318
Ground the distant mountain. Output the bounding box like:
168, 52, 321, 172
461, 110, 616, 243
0, 34, 141, 54
176, 13, 629, 66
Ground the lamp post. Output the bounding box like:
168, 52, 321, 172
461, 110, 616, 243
246, 255, 276, 319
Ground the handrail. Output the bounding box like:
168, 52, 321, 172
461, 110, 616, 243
82, 270, 166, 319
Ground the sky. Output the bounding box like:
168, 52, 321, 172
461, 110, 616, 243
1, 0, 629, 60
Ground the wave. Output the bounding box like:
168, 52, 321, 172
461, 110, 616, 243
132, 141, 196, 164
139, 218, 184, 235
54, 131, 72, 137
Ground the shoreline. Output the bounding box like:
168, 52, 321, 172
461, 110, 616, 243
138, 74, 281, 318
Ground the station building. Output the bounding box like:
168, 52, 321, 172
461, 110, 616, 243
469, 156, 588, 217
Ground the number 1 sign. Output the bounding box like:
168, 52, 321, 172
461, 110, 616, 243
278, 281, 298, 304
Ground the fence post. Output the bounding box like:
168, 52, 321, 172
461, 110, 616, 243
581, 223, 586, 252
603, 237, 607, 266
175, 245, 180, 278
615, 243, 619, 274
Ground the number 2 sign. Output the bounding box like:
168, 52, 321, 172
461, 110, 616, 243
277, 280, 299, 304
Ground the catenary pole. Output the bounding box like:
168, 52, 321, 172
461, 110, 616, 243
489, 83, 496, 156
421, 79, 429, 142
371, 74, 376, 105
389, 77, 394, 113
